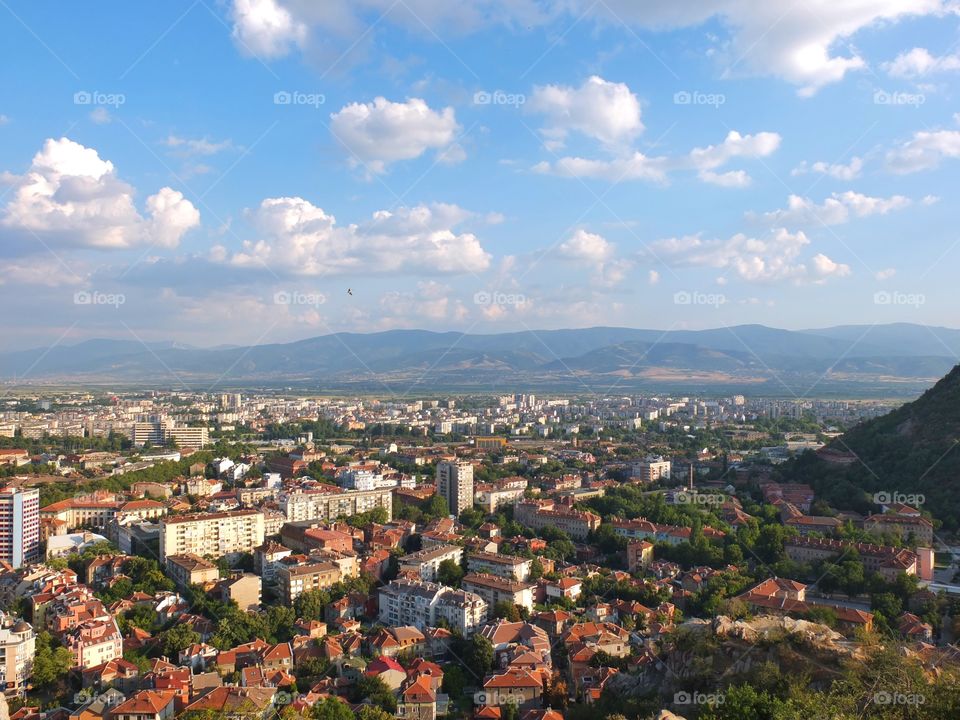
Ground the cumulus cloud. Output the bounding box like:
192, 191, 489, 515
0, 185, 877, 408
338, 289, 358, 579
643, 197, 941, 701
330, 97, 460, 174
648, 228, 850, 284
886, 129, 960, 173
230, 0, 306, 58
884, 47, 960, 78
556, 229, 631, 286
755, 191, 913, 226
0, 137, 200, 252
791, 156, 863, 180
528, 76, 643, 149
220, 198, 491, 276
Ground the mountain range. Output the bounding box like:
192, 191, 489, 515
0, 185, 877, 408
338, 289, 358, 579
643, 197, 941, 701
3, 323, 959, 395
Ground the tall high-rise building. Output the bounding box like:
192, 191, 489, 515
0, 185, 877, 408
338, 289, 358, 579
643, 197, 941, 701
436, 461, 474, 516
0, 488, 40, 568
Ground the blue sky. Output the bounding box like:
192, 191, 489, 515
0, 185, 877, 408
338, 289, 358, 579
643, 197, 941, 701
1, 0, 959, 349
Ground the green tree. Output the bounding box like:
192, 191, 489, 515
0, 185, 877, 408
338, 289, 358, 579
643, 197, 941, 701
437, 558, 464, 587
493, 601, 521, 622
294, 589, 331, 622
159, 623, 201, 657
309, 698, 354, 720
32, 631, 73, 689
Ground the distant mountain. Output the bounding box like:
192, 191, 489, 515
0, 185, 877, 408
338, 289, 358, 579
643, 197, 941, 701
0, 324, 956, 395
783, 362, 960, 529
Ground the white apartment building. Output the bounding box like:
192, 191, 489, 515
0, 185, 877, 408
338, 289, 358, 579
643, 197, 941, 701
378, 579, 487, 636
160, 510, 265, 562
0, 614, 34, 697
0, 488, 40, 568
467, 552, 532, 581
398, 544, 463, 581
436, 461, 474, 516
279, 487, 393, 522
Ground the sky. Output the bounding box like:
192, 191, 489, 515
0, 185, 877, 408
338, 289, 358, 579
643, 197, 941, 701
1, 0, 959, 350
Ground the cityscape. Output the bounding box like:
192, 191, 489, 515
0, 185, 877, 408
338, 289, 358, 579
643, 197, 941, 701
3, 1, 960, 719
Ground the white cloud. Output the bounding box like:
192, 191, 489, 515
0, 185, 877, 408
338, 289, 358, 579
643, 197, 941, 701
379, 281, 468, 323
0, 114, 9, 125
884, 47, 960, 78
0, 137, 200, 251
556, 229, 631, 286
886, 129, 960, 173
649, 228, 850, 284
756, 191, 913, 226
532, 153, 668, 182
89, 108, 111, 125
791, 156, 863, 180
228, 1, 947, 94
534, 130, 780, 185
590, 0, 945, 96
330, 97, 460, 174
527, 76, 643, 148
557, 229, 615, 263
648, 270, 660, 285
875, 268, 897, 280
221, 198, 491, 276
230, 0, 306, 58
164, 135, 235, 156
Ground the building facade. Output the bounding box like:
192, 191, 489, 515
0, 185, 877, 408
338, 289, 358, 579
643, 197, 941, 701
436, 461, 474, 516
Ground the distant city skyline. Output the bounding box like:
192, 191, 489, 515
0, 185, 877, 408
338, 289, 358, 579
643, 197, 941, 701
1, 2, 959, 349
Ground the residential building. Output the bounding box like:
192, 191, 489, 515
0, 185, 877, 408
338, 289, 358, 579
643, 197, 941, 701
467, 552, 532, 581
784, 536, 919, 580
514, 500, 600, 540
279, 487, 393, 523
436, 461, 474, 516
0, 488, 40, 568
626, 540, 654, 573
218, 573, 261, 612
159, 510, 265, 562
399, 545, 463, 581
462, 573, 535, 614
277, 562, 341, 606
378, 579, 487, 636
64, 617, 123, 670
0, 614, 34, 696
